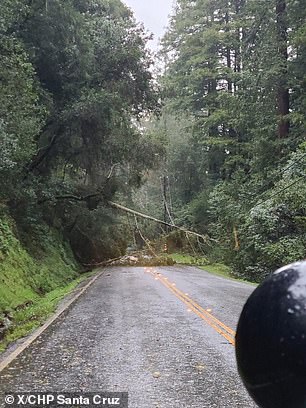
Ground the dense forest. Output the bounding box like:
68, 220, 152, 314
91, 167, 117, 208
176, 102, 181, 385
0, 0, 306, 310
139, 0, 306, 281
0, 0, 162, 263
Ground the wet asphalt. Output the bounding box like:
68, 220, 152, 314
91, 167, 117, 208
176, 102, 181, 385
0, 266, 258, 407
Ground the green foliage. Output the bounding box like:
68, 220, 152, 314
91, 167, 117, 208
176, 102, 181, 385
0, 26, 44, 197
0, 215, 79, 313
20, 0, 158, 179
0, 0, 162, 266
0, 212, 81, 349
0, 216, 16, 257
0, 213, 81, 350
150, 0, 306, 283
204, 145, 306, 281
0, 272, 93, 352
170, 253, 209, 266
170, 252, 242, 281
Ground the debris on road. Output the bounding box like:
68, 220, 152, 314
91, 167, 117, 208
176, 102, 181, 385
107, 253, 175, 267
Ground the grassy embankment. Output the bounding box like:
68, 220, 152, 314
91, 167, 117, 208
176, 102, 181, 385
170, 253, 255, 284
0, 214, 89, 352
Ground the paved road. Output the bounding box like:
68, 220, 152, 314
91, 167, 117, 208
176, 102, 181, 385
0, 266, 258, 407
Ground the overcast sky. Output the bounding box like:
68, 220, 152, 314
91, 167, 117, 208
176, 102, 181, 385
123, 0, 174, 51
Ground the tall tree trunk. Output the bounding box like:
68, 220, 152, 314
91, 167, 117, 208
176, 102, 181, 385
234, 0, 245, 79
225, 10, 232, 93
276, 0, 290, 138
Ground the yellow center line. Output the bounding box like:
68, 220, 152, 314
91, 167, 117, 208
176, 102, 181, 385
161, 274, 235, 337
148, 270, 236, 346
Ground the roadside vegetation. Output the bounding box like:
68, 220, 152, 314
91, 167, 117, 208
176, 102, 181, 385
0, 211, 87, 351
170, 253, 255, 284
170, 253, 231, 277
0, 273, 93, 353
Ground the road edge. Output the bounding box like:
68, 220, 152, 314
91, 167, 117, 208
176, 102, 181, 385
0, 270, 104, 373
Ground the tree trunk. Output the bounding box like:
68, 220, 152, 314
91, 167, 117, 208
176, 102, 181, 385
225, 10, 232, 93
276, 0, 290, 138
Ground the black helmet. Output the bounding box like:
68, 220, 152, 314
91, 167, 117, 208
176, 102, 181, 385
236, 262, 306, 408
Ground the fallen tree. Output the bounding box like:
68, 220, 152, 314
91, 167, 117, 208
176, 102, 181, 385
108, 201, 215, 243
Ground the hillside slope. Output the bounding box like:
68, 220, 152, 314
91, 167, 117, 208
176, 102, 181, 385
0, 212, 81, 350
